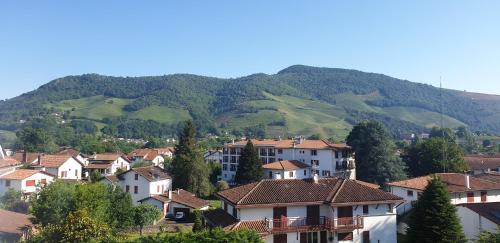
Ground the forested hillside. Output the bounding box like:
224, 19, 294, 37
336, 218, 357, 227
1, 65, 499, 142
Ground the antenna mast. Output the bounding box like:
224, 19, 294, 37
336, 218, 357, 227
440, 77, 447, 172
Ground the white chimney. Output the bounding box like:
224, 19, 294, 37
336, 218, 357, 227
0, 144, 4, 159
168, 190, 172, 199
465, 174, 470, 189
313, 173, 319, 183
232, 139, 235, 145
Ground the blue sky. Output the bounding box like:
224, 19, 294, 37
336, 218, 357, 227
1, 1, 499, 99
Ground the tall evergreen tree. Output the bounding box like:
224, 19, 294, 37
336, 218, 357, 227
346, 120, 407, 185
407, 177, 466, 243
235, 140, 263, 184
171, 120, 210, 196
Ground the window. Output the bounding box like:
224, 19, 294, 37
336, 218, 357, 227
335, 151, 340, 159
363, 205, 369, 215
41, 179, 47, 185
157, 185, 160, 193
303, 170, 307, 176
311, 160, 319, 166
26, 180, 35, 187
338, 232, 353, 241
126, 185, 130, 192
362, 231, 370, 243
269, 171, 273, 179
311, 150, 317, 156
232, 207, 237, 217
223, 156, 228, 163
161, 185, 164, 193
289, 171, 294, 177
300, 232, 319, 243
223, 202, 228, 211
277, 149, 283, 154
60, 171, 66, 178
134, 186, 138, 194
481, 191, 487, 202
387, 204, 392, 212
230, 156, 237, 163
222, 164, 228, 171
75, 169, 78, 177
467, 192, 474, 203
230, 164, 236, 171
278, 158, 283, 161
5, 180, 10, 187
407, 190, 414, 197
322, 170, 330, 177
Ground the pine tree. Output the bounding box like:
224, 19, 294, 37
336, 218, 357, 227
171, 120, 211, 197
407, 177, 466, 243
235, 140, 263, 184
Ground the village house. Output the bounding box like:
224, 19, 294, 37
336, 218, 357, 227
11, 152, 40, 165
128, 149, 165, 167
32, 155, 83, 180
156, 147, 175, 159
457, 202, 500, 242
203, 176, 402, 243
57, 148, 89, 166
0, 169, 55, 197
465, 155, 500, 175
139, 189, 209, 217
86, 153, 130, 176
0, 209, 35, 242
262, 160, 311, 180
101, 166, 172, 204
387, 173, 500, 215
221, 138, 355, 183
204, 149, 222, 163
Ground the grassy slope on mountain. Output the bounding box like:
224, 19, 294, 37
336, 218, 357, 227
0, 65, 499, 139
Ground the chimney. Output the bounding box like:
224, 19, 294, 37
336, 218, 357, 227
278, 136, 282, 141
313, 173, 319, 183
168, 190, 172, 199
38, 154, 42, 166
232, 139, 235, 145
23, 152, 27, 163
465, 174, 470, 189
0, 144, 4, 160
177, 189, 180, 195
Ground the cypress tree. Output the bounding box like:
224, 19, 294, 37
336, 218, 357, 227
407, 177, 466, 243
235, 140, 263, 184
171, 120, 210, 196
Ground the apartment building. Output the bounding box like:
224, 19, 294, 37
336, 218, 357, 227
221, 138, 355, 182
204, 177, 402, 243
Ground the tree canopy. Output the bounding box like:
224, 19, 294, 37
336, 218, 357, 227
235, 140, 263, 184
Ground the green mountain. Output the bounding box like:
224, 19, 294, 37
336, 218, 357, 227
1, 65, 500, 141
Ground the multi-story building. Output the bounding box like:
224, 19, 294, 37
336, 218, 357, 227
203, 177, 402, 243
388, 173, 500, 215
221, 138, 355, 182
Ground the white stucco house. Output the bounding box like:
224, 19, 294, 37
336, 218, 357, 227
457, 202, 500, 242
156, 147, 175, 159
105, 166, 172, 204
387, 173, 500, 215
262, 160, 311, 180
57, 148, 89, 166
128, 149, 165, 167
221, 138, 355, 183
87, 153, 130, 176
32, 155, 84, 180
0, 169, 55, 196
204, 177, 403, 243
139, 189, 209, 217
204, 150, 222, 163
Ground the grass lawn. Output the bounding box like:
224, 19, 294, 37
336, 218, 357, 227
208, 199, 221, 209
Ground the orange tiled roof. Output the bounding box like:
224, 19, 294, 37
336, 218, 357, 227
475, 172, 500, 183
225, 139, 350, 150
465, 155, 500, 170
156, 147, 175, 154
170, 189, 209, 209
0, 169, 54, 180
36, 155, 80, 168
0, 157, 22, 168
126, 166, 171, 181
0, 209, 33, 235
91, 153, 127, 162
387, 173, 500, 192
11, 152, 40, 163
262, 160, 310, 170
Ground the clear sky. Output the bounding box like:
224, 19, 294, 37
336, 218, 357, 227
1, 1, 499, 100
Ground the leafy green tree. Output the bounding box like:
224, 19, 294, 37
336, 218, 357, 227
191, 210, 204, 232
208, 160, 222, 184
171, 120, 211, 196
133, 228, 263, 243
106, 185, 134, 233
76, 135, 105, 154
404, 138, 467, 177
132, 161, 154, 168
89, 170, 102, 182
0, 188, 28, 213
475, 228, 500, 243
407, 177, 466, 243
74, 183, 111, 224
235, 140, 263, 184
456, 126, 477, 154
30, 181, 77, 226
144, 137, 166, 148
216, 180, 229, 192
429, 127, 456, 142
308, 133, 324, 140
133, 204, 161, 236
346, 121, 407, 185
16, 127, 58, 153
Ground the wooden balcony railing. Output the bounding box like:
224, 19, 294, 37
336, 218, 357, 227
264, 216, 363, 233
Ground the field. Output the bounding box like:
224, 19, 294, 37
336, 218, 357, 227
0, 130, 16, 147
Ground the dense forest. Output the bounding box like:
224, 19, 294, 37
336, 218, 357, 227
1, 65, 499, 141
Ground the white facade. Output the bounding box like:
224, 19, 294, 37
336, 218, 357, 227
46, 157, 83, 180
263, 168, 310, 180
457, 205, 498, 242
0, 171, 54, 196
88, 157, 130, 176
116, 170, 172, 204
204, 150, 222, 163
221, 140, 355, 182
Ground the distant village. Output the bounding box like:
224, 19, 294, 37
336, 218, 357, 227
1, 121, 500, 243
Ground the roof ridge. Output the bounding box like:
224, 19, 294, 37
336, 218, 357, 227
330, 178, 347, 203
237, 181, 264, 205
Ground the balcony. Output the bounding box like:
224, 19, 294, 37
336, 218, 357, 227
263, 216, 363, 233
336, 160, 355, 170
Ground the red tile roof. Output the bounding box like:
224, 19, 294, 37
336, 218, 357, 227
57, 148, 81, 157
225, 139, 351, 150
262, 160, 310, 170
0, 157, 21, 168
475, 172, 500, 183
91, 153, 127, 162
387, 173, 500, 192
36, 155, 82, 168
170, 189, 209, 209
458, 202, 500, 224
202, 208, 238, 229
217, 178, 401, 208
465, 155, 500, 170
11, 152, 40, 163
0, 169, 54, 180
0, 209, 33, 235
156, 147, 175, 154
122, 166, 171, 182
86, 162, 113, 169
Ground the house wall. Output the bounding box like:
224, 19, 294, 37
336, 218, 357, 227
457, 206, 498, 242
0, 173, 54, 196
390, 186, 419, 215
110, 157, 130, 175
142, 198, 167, 216
148, 179, 172, 196
53, 158, 83, 180
0, 178, 21, 196
117, 171, 171, 205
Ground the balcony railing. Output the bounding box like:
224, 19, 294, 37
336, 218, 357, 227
263, 216, 363, 233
